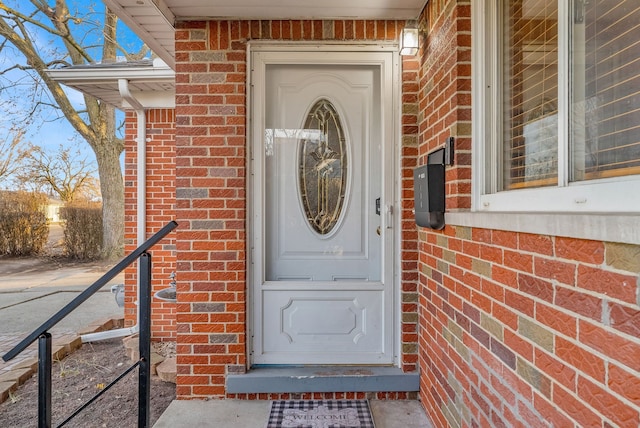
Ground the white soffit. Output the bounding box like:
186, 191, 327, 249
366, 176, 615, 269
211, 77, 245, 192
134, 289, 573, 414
103, 0, 428, 69
104, 0, 176, 68
46, 59, 176, 110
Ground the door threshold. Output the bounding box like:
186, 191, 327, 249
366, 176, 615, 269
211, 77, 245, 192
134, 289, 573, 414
226, 366, 419, 394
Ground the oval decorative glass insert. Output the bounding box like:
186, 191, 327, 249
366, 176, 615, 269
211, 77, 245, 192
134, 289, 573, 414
299, 99, 348, 235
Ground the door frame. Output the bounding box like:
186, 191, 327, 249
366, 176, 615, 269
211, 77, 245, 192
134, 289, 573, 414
247, 42, 402, 366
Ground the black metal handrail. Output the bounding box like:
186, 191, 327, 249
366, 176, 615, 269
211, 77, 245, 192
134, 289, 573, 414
2, 220, 178, 428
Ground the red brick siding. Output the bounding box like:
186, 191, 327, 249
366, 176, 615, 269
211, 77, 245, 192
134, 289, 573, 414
419, 0, 471, 211
420, 226, 640, 427
174, 19, 419, 399
417, 1, 640, 427
124, 109, 177, 341
402, 49, 421, 373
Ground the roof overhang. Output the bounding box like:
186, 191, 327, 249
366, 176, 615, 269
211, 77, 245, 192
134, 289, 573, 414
46, 58, 176, 110
103, 0, 428, 70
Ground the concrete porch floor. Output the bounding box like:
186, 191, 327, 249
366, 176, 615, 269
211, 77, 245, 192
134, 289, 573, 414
153, 399, 434, 427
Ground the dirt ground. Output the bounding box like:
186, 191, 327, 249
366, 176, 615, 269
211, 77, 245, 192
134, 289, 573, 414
0, 339, 176, 427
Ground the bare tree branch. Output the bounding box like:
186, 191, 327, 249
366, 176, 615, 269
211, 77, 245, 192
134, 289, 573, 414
0, 130, 27, 184
18, 143, 97, 203
0, 0, 130, 258
0, 1, 93, 63
0, 5, 93, 143
0, 63, 33, 74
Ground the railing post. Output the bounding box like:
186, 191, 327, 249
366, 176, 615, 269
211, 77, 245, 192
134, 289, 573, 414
38, 332, 52, 428
138, 252, 152, 427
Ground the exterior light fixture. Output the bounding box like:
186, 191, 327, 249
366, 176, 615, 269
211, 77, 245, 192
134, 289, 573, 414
400, 20, 419, 56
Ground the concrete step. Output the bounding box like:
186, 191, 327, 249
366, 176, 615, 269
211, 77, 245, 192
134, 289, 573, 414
228, 366, 419, 394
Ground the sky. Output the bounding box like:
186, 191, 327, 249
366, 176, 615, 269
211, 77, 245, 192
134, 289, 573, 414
0, 0, 146, 190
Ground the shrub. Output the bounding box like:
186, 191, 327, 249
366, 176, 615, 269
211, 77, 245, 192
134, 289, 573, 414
0, 191, 49, 256
60, 203, 103, 260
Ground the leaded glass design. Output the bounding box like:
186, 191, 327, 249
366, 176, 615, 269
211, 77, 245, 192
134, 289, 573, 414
299, 99, 348, 235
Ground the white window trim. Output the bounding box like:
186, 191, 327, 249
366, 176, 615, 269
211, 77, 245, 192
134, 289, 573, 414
470, 0, 640, 243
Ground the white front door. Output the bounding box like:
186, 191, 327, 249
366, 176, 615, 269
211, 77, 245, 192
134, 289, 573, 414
251, 49, 396, 365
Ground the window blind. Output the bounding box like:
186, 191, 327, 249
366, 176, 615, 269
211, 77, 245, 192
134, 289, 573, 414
572, 0, 640, 180
502, 0, 559, 190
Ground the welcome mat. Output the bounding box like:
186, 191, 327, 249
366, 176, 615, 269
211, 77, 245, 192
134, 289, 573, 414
267, 400, 375, 428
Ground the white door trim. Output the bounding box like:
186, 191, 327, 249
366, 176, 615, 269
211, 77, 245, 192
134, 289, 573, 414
247, 43, 401, 366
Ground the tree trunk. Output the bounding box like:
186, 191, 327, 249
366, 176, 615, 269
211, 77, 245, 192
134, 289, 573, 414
94, 138, 124, 260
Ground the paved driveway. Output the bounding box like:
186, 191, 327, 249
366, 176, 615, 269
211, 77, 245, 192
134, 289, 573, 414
0, 257, 123, 335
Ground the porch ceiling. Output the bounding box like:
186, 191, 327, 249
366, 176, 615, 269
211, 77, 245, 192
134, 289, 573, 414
103, 0, 428, 69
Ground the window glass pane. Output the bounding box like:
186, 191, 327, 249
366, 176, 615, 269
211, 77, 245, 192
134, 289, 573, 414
502, 0, 559, 190
571, 0, 640, 181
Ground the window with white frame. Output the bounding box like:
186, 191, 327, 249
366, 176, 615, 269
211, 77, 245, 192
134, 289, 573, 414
473, 0, 640, 213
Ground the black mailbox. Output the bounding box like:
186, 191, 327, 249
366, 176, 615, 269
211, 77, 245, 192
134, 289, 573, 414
414, 148, 445, 230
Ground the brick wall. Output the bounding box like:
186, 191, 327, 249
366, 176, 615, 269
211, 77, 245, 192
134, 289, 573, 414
418, 0, 471, 211
124, 109, 177, 341
402, 52, 421, 372
417, 1, 640, 427
174, 19, 419, 399
419, 226, 640, 427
